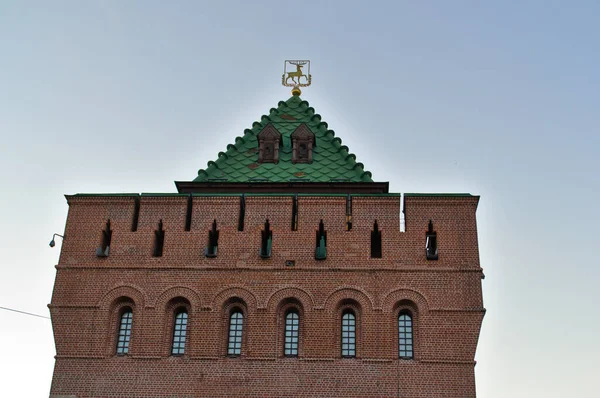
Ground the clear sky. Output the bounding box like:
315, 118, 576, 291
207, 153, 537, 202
1, 1, 598, 397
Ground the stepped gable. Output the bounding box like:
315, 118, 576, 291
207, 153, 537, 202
193, 95, 373, 183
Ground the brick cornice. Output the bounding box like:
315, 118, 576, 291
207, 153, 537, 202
55, 264, 484, 272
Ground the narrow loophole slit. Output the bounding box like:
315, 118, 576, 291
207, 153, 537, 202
371, 220, 382, 258
238, 194, 245, 231
153, 220, 165, 257
131, 198, 140, 232
185, 195, 193, 231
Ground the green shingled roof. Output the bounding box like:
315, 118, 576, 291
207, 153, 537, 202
194, 95, 373, 183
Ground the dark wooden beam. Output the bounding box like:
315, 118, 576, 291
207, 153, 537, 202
174, 181, 389, 194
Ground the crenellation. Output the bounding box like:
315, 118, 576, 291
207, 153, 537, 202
57, 194, 481, 269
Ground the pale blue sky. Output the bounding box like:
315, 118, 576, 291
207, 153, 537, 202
1, 1, 598, 397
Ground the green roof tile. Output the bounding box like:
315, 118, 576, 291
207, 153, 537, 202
193, 95, 373, 183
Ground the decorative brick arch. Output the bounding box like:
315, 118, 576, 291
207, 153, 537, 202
153, 287, 200, 357
322, 286, 376, 312
381, 288, 428, 361
214, 287, 257, 357
212, 285, 258, 311
381, 288, 430, 315
325, 293, 368, 359
96, 284, 146, 357
265, 286, 315, 312
97, 284, 147, 311
153, 286, 202, 312
268, 289, 312, 358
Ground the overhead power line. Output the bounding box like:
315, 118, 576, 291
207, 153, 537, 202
0, 306, 50, 319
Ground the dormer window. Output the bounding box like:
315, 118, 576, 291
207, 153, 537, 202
291, 124, 315, 164
257, 124, 281, 164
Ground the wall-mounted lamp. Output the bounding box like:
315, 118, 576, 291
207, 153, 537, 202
49, 233, 64, 248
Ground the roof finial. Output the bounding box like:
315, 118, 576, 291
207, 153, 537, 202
282, 60, 311, 96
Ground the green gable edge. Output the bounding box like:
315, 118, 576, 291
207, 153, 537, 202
69, 193, 402, 198
70, 193, 478, 198
404, 193, 477, 198
193, 95, 374, 183
69, 193, 140, 197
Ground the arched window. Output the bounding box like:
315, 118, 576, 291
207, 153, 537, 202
227, 311, 244, 356
341, 311, 356, 358
116, 309, 133, 355
171, 310, 188, 355
398, 312, 413, 359
284, 311, 299, 356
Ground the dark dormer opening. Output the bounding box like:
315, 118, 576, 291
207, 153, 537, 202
264, 142, 275, 161
291, 194, 298, 231
291, 124, 315, 164
315, 220, 327, 260
185, 194, 193, 232
131, 198, 140, 232
260, 219, 272, 258
371, 221, 382, 258
298, 143, 308, 159
205, 219, 219, 257
426, 220, 438, 260
346, 195, 353, 231
153, 220, 165, 257
96, 220, 112, 257
238, 194, 245, 232
257, 124, 282, 164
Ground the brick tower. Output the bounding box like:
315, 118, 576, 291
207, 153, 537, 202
49, 92, 485, 397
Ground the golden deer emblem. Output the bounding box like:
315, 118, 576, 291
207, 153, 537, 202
282, 60, 312, 95
285, 64, 308, 85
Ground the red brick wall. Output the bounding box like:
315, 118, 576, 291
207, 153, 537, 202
49, 194, 484, 397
